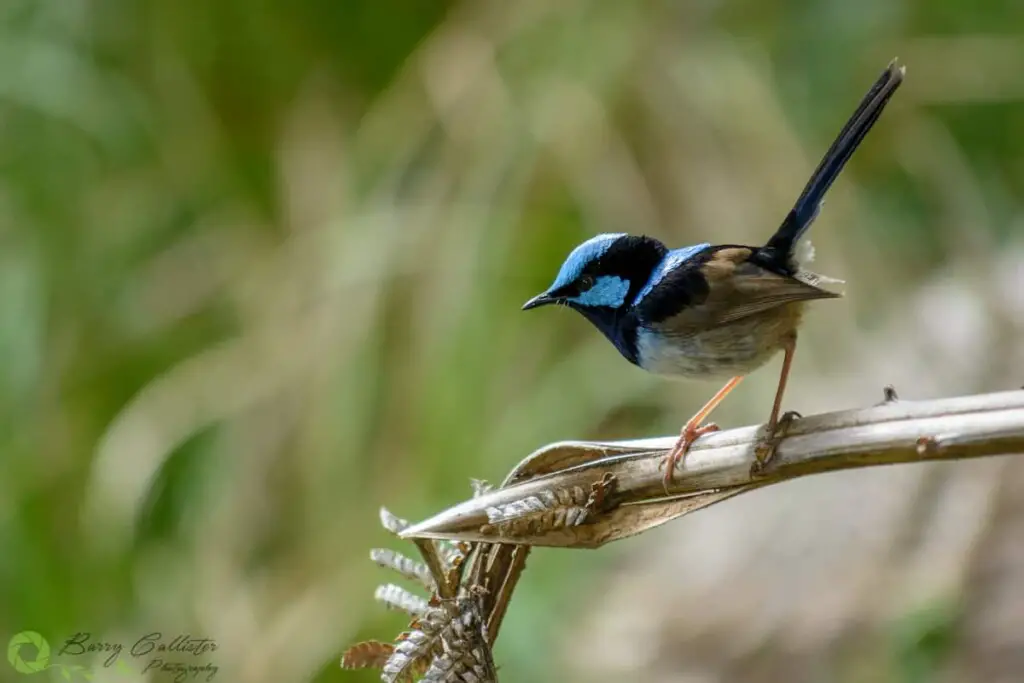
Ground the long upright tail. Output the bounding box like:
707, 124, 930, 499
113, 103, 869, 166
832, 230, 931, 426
755, 59, 905, 273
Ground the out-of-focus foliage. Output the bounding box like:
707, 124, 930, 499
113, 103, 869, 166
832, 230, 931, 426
1, 0, 1021, 681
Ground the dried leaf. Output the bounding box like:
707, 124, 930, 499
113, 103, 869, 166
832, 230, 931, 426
399, 434, 759, 547
478, 474, 618, 540
371, 548, 436, 590
374, 583, 430, 617
340, 640, 394, 671
482, 483, 593, 536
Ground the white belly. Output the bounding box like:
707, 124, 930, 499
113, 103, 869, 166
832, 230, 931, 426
635, 305, 803, 379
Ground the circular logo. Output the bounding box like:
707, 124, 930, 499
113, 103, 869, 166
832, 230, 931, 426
7, 631, 50, 674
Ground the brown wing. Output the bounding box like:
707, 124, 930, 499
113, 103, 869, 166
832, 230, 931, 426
652, 247, 840, 333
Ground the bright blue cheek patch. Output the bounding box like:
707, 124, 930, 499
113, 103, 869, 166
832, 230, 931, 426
569, 276, 630, 308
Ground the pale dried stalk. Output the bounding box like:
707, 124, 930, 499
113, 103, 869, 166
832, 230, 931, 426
400, 389, 1024, 548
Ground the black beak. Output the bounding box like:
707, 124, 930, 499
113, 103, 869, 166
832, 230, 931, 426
522, 293, 558, 310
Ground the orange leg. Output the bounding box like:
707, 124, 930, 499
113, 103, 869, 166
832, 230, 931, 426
767, 337, 796, 434
753, 336, 798, 472
661, 375, 743, 493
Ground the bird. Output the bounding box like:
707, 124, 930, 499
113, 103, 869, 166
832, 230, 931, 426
522, 60, 904, 491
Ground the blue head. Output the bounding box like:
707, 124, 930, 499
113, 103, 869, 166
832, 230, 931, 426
522, 233, 668, 363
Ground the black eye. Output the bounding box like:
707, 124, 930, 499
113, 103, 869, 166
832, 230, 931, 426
578, 275, 596, 291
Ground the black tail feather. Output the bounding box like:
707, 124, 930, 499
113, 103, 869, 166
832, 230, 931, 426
756, 59, 904, 273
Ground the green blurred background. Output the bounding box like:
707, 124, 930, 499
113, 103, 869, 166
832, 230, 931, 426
3, 0, 1024, 681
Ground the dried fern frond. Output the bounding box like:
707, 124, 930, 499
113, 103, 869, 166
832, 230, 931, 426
380, 507, 412, 535
383, 593, 496, 683
346, 444, 635, 679
375, 583, 431, 617
481, 473, 617, 536
344, 480, 530, 682
382, 613, 447, 683
486, 484, 589, 523
371, 548, 436, 590
343, 445, 598, 682
340, 641, 395, 672
420, 598, 496, 683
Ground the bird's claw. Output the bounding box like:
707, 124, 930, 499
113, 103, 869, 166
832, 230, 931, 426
752, 410, 801, 476
660, 422, 720, 494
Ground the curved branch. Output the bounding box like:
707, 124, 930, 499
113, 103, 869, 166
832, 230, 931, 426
401, 389, 1024, 548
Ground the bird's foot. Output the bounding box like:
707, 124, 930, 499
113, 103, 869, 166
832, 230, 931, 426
659, 422, 720, 494
752, 410, 801, 476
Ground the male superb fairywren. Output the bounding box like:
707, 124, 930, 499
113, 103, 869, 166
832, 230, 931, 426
523, 60, 904, 491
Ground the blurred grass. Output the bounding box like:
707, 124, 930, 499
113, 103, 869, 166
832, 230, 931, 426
1, 0, 1022, 681
889, 600, 960, 683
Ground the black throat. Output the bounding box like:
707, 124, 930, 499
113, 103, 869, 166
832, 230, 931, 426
571, 304, 642, 366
